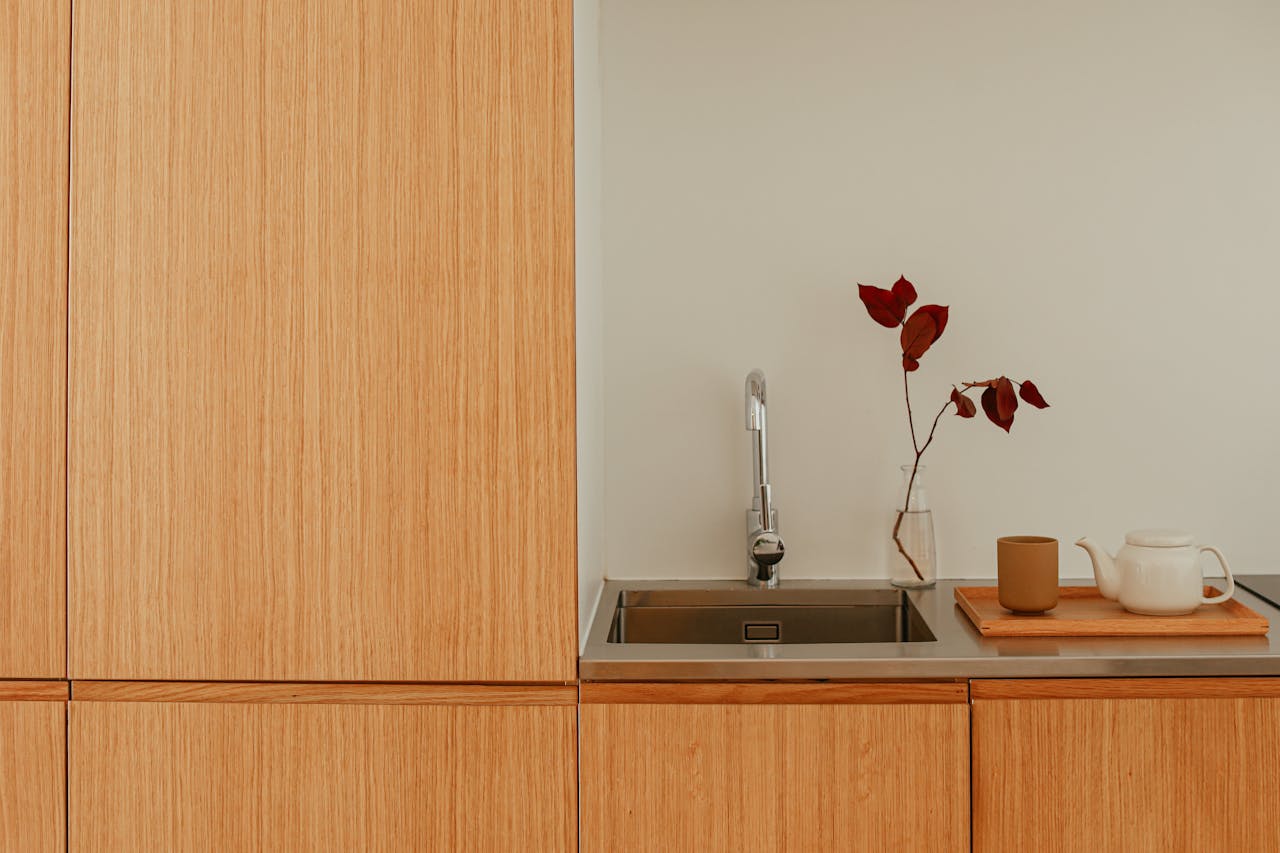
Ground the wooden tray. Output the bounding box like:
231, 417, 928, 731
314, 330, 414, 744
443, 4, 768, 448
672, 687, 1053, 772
954, 585, 1270, 637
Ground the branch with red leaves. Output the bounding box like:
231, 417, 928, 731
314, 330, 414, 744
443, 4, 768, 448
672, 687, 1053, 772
859, 277, 1050, 580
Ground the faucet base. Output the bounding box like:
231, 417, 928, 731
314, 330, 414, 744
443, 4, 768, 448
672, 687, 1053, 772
746, 510, 784, 588
747, 572, 780, 589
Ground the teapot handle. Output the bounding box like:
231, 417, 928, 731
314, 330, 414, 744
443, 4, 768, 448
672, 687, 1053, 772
1199, 546, 1235, 605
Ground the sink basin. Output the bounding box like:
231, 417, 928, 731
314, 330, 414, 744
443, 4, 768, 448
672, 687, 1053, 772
606, 587, 935, 645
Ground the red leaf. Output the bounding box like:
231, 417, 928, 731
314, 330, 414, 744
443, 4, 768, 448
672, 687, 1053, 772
858, 284, 905, 328
900, 311, 938, 360
1019, 380, 1050, 409
891, 276, 917, 308
981, 386, 1014, 432
903, 355, 920, 372
950, 387, 976, 418
916, 304, 949, 342
996, 377, 1018, 420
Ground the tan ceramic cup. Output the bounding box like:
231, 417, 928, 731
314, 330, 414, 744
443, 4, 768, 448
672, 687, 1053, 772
997, 536, 1059, 614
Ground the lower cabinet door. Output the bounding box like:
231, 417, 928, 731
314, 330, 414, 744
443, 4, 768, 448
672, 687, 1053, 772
0, 690, 66, 851
972, 678, 1280, 853
580, 683, 971, 853
69, 687, 577, 851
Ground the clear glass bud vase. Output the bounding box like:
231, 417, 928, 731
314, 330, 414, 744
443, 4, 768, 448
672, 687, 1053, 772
890, 464, 937, 588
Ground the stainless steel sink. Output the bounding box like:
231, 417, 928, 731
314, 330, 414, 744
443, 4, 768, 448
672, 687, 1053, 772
606, 587, 935, 645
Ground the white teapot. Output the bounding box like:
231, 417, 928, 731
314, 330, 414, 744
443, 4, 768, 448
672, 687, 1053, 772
1075, 529, 1234, 616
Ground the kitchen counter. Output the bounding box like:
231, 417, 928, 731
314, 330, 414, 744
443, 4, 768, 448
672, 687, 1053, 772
579, 578, 1280, 680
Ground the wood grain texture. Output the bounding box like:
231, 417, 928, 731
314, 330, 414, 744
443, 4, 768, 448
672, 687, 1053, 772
973, 693, 1280, 852
0, 680, 69, 701
581, 680, 967, 705
955, 585, 1268, 636
0, 0, 68, 678
70, 700, 576, 851
74, 680, 576, 705
69, 0, 576, 681
971, 676, 1280, 701
0, 700, 65, 851
581, 702, 969, 852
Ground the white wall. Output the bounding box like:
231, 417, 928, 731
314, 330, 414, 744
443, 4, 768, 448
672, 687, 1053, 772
600, 0, 1280, 581
576, 0, 606, 641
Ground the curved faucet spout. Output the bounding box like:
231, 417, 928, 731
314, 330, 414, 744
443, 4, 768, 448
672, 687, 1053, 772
745, 370, 784, 587
745, 370, 767, 430
745, 369, 770, 516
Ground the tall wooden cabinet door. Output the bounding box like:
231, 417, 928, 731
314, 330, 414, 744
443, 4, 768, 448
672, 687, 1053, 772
69, 687, 577, 851
972, 679, 1280, 853
0, 684, 68, 851
69, 1, 576, 680
0, 0, 68, 678
580, 684, 971, 852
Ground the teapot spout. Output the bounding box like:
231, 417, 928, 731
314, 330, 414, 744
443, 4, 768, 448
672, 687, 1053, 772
1075, 538, 1120, 600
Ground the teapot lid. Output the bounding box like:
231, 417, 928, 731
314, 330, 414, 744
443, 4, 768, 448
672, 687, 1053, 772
1125, 528, 1195, 547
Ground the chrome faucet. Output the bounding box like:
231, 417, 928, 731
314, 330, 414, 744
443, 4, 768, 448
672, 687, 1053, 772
745, 369, 785, 587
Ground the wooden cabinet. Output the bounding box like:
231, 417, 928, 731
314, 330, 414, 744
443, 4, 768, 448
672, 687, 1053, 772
0, 0, 68, 678
0, 683, 68, 851
972, 678, 1280, 852
68, 0, 576, 681
580, 683, 970, 853
64, 2, 577, 841
69, 684, 576, 851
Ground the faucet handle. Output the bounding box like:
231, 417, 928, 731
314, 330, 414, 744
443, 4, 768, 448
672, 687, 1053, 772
749, 530, 786, 587
750, 531, 785, 567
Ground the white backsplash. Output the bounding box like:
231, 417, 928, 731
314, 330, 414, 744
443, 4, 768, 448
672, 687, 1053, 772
595, 0, 1280, 582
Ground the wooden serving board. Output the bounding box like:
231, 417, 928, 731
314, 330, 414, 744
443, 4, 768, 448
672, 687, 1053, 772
954, 585, 1269, 637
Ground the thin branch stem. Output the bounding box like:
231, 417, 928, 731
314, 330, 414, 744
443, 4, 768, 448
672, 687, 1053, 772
890, 376, 962, 581
919, 398, 952, 457
904, 368, 919, 455
960, 378, 1018, 391
893, 371, 956, 582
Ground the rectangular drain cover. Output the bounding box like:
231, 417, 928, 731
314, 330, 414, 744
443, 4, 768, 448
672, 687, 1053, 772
743, 622, 781, 642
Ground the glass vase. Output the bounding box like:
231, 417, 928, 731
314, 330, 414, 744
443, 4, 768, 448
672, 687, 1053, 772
889, 464, 937, 589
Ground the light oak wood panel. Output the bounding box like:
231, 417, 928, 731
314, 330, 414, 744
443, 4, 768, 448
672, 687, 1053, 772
972, 676, 1280, 700
582, 680, 967, 704
69, 0, 308, 682
0, 700, 66, 851
973, 693, 1280, 852
0, 680, 69, 701
74, 680, 575, 705
70, 0, 576, 681
70, 700, 576, 851
0, 0, 68, 678
299, 0, 577, 684
581, 702, 969, 852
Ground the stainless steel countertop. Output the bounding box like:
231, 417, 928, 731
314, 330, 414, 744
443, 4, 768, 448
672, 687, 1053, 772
579, 578, 1280, 680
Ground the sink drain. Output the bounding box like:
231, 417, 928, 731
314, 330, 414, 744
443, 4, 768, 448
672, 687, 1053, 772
743, 622, 782, 643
